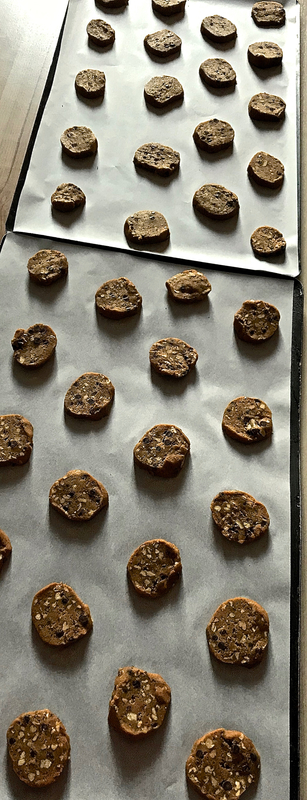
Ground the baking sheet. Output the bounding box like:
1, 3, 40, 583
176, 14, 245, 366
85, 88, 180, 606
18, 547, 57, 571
12, 0, 299, 276
0, 230, 297, 799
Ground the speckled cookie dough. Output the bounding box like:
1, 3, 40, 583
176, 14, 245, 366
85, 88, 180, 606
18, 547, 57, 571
248, 41, 283, 67
0, 529, 12, 570
64, 373, 115, 419
252, 0, 285, 27
201, 15, 237, 43
108, 666, 171, 736
248, 151, 284, 188
193, 119, 235, 153
199, 58, 236, 88
49, 469, 108, 520
234, 299, 280, 342
60, 126, 97, 158
7, 709, 70, 787
127, 539, 182, 597
144, 75, 184, 107
11, 324, 57, 368
133, 142, 180, 176
193, 184, 239, 220
206, 597, 269, 666
27, 249, 68, 285
166, 269, 211, 302
144, 29, 182, 57
95, 277, 142, 318
251, 226, 286, 257
152, 0, 186, 15
51, 183, 86, 212
186, 728, 260, 798
149, 337, 198, 377
248, 91, 286, 121
32, 582, 93, 646
124, 210, 170, 245
86, 19, 115, 47
0, 414, 33, 465
134, 423, 190, 477
222, 396, 273, 443
75, 69, 106, 98
211, 490, 270, 544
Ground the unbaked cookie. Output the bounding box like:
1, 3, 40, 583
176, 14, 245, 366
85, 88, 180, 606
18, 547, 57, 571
49, 469, 108, 520
0, 529, 12, 570
193, 119, 235, 153
252, 1, 285, 27
193, 184, 239, 220
95, 277, 142, 318
201, 15, 237, 43
86, 19, 115, 47
108, 666, 171, 736
0, 414, 33, 465
127, 539, 182, 597
64, 373, 115, 418
206, 597, 269, 666
51, 183, 86, 212
144, 75, 184, 107
234, 299, 280, 342
7, 709, 70, 787
60, 126, 97, 158
133, 142, 180, 176
144, 29, 182, 57
211, 490, 270, 544
124, 210, 170, 244
248, 151, 284, 188
248, 41, 283, 67
75, 69, 106, 98
199, 58, 236, 88
27, 249, 68, 285
186, 728, 260, 798
32, 582, 93, 646
153, 0, 186, 13
166, 269, 211, 302
11, 324, 57, 368
222, 396, 273, 443
251, 226, 286, 256
134, 423, 190, 477
149, 337, 198, 377
248, 92, 286, 121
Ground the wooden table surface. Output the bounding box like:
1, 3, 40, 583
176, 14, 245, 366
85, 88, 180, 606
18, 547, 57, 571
0, 0, 305, 795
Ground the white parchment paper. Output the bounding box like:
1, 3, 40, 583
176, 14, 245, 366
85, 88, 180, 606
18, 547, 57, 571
13, 0, 299, 276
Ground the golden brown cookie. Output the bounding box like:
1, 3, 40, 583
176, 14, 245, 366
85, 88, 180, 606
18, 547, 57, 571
211, 490, 270, 544
127, 539, 182, 597
186, 728, 260, 798
144, 29, 182, 57
134, 423, 190, 477
201, 15, 237, 43
27, 249, 68, 285
0, 529, 12, 570
166, 269, 211, 302
193, 119, 235, 153
149, 337, 198, 377
49, 469, 108, 521
86, 19, 115, 47
75, 69, 106, 99
60, 126, 97, 158
51, 183, 86, 212
252, 0, 285, 27
64, 373, 115, 419
248, 92, 286, 121
108, 666, 171, 737
234, 299, 280, 342
248, 41, 283, 67
144, 75, 184, 107
95, 277, 142, 318
124, 210, 170, 245
32, 582, 93, 646
7, 709, 70, 787
199, 58, 236, 88
206, 597, 269, 666
133, 142, 180, 176
248, 151, 284, 188
11, 324, 57, 368
0, 414, 33, 465
193, 184, 239, 220
251, 226, 286, 256
152, 0, 186, 14
222, 396, 273, 443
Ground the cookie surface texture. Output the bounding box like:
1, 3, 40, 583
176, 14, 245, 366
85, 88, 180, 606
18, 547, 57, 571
222, 396, 272, 443
96, 0, 128, 8
234, 299, 280, 342
0, 414, 33, 465
248, 41, 283, 67
86, 19, 115, 47
95, 277, 142, 318
251, 226, 286, 256
199, 58, 236, 88
252, 0, 285, 26
152, 0, 186, 15
248, 151, 284, 188
7, 709, 70, 787
51, 183, 86, 211
134, 423, 190, 477
248, 91, 286, 120
64, 373, 115, 419
134, 142, 180, 176
193, 184, 239, 220
144, 29, 182, 57
186, 727, 260, 798
60, 126, 97, 158
149, 337, 198, 377
0, 529, 12, 570
108, 666, 171, 736
166, 269, 211, 302
211, 490, 270, 544
49, 469, 108, 520
127, 539, 182, 597
193, 119, 234, 153
32, 582, 93, 645
27, 249, 68, 285
206, 597, 269, 666
124, 210, 170, 244
201, 15, 237, 43
75, 69, 106, 98
144, 75, 184, 107
12, 323, 57, 368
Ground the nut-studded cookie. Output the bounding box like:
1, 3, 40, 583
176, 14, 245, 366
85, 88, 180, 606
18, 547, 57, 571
49, 469, 108, 520
32, 582, 93, 646
222, 396, 272, 443
186, 728, 260, 798
166, 269, 211, 302
0, 529, 12, 570
96, 0, 128, 8
134, 423, 190, 477
199, 58, 236, 88
0, 414, 33, 465
75, 69, 106, 99
124, 210, 170, 245
206, 597, 269, 666
86, 19, 115, 47
193, 184, 239, 221
7, 709, 70, 787
211, 490, 270, 544
64, 373, 115, 419
144, 75, 184, 107
248, 92, 286, 121
234, 299, 280, 342
127, 539, 182, 597
108, 666, 171, 736
95, 277, 142, 318
51, 182, 86, 212
149, 337, 198, 377
201, 15, 237, 44
252, 0, 285, 27
152, 0, 186, 15
251, 226, 286, 256
248, 41, 283, 67
11, 324, 57, 368
248, 151, 284, 188
193, 119, 235, 153
144, 29, 182, 58
133, 142, 180, 176
27, 249, 68, 285
60, 126, 97, 158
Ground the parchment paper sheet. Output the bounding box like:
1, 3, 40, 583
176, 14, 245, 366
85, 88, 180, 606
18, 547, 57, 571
13, 0, 299, 276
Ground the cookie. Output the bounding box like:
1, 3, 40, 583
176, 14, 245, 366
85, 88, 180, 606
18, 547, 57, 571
86, 19, 115, 47
252, 1, 285, 27
32, 582, 93, 646
152, 0, 186, 15
7, 709, 70, 787
27, 249, 68, 285
149, 337, 198, 377
49, 469, 108, 521
206, 597, 269, 666
51, 182, 86, 212
95, 277, 142, 318
222, 396, 273, 443
0, 414, 33, 465
234, 299, 280, 342
193, 119, 235, 153
248, 151, 284, 188
75, 69, 106, 99
0, 529, 12, 570
108, 666, 171, 737
193, 184, 239, 220
201, 15, 237, 44
96, 0, 128, 8
60, 126, 97, 158
199, 58, 236, 88
248, 41, 283, 67
144, 75, 184, 107
133, 142, 180, 176
64, 373, 115, 419
250, 226, 286, 256
248, 92, 286, 121
211, 490, 270, 544
186, 728, 260, 798
144, 29, 182, 58
166, 269, 211, 302
11, 324, 57, 368
127, 539, 182, 597
134, 423, 190, 477
124, 210, 170, 245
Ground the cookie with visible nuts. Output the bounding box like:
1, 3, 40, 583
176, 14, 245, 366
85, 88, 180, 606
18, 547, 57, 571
86, 19, 115, 47
144, 75, 184, 107
27, 249, 68, 285
234, 299, 280, 342
144, 29, 182, 58
248, 151, 284, 188
51, 182, 86, 212
193, 119, 235, 153
95, 277, 142, 318
32, 582, 93, 646
193, 184, 239, 220
206, 597, 269, 666
248, 41, 283, 67
60, 126, 97, 158
0, 414, 33, 465
166, 269, 211, 302
108, 666, 171, 737
149, 337, 198, 377
0, 529, 12, 570
199, 58, 236, 88
251, 226, 286, 257
134, 423, 190, 477
49, 469, 108, 521
75, 69, 106, 99
252, 1, 285, 27
133, 142, 180, 176
222, 396, 273, 443
186, 728, 260, 798
211, 490, 270, 544
152, 0, 186, 14
127, 539, 182, 597
248, 92, 286, 121
7, 709, 70, 787
64, 373, 114, 419
11, 323, 57, 368
201, 15, 237, 44
124, 210, 170, 245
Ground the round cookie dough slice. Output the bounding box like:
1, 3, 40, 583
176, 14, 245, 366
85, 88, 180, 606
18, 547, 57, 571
193, 184, 239, 220
144, 29, 182, 58
32, 582, 93, 646
248, 92, 286, 121
166, 269, 211, 302
108, 666, 171, 736
7, 709, 70, 787
49, 469, 108, 521
144, 75, 184, 107
222, 396, 273, 443
251, 226, 286, 257
152, 0, 186, 15
234, 299, 280, 342
193, 119, 234, 153
252, 0, 285, 27
27, 249, 68, 285
124, 210, 170, 245
248, 151, 284, 188
86, 19, 115, 47
199, 58, 236, 88
0, 529, 12, 571
134, 423, 190, 477
60, 126, 97, 158
64, 373, 114, 419
51, 182, 86, 212
75, 69, 106, 98
248, 41, 283, 67
0, 414, 33, 465
206, 597, 269, 666
186, 728, 260, 797
149, 337, 198, 377
11, 323, 57, 368
211, 490, 270, 544
133, 142, 180, 176
96, 0, 128, 8
201, 15, 237, 43
127, 539, 182, 597
95, 277, 142, 318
